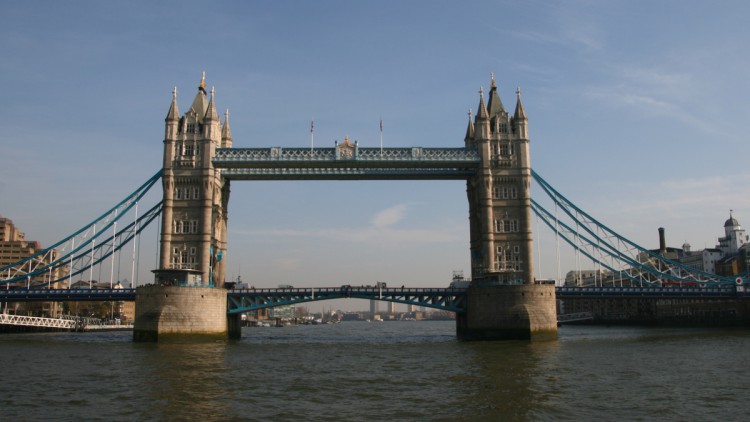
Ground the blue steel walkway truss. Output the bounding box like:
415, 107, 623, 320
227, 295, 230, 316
213, 146, 480, 180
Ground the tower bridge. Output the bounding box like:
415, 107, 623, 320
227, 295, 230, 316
141, 73, 556, 341
5, 73, 745, 340
158, 74, 536, 289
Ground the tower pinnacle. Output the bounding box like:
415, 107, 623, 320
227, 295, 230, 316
199, 71, 207, 93
464, 107, 475, 142
514, 86, 527, 121
222, 108, 233, 146
165, 86, 180, 122
205, 86, 219, 122
476, 86, 488, 121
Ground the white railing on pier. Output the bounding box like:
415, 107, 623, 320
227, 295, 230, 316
0, 313, 77, 329
0, 314, 132, 331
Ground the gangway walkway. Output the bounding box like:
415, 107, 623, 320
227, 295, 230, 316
0, 313, 133, 331
0, 313, 77, 330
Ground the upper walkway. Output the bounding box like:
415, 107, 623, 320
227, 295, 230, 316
213, 146, 480, 180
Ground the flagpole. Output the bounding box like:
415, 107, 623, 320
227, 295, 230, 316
379, 117, 383, 157
310, 118, 314, 153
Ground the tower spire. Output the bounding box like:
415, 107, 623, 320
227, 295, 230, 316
514, 86, 527, 121
464, 107, 475, 142
222, 108, 233, 147
513, 86, 529, 140
486, 72, 506, 130
165, 86, 180, 122
475, 86, 488, 121
204, 86, 219, 122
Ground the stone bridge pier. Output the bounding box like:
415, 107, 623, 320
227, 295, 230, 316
456, 284, 557, 340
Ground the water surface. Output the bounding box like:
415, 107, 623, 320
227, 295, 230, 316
1, 322, 748, 421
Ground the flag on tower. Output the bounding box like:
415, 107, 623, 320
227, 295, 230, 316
311, 119, 314, 133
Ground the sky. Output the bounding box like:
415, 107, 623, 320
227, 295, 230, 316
2, 1, 750, 310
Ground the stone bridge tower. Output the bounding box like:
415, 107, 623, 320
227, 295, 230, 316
135, 74, 234, 342
465, 74, 533, 284
458, 75, 556, 340
158, 74, 231, 287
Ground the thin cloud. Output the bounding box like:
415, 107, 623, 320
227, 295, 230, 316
505, 2, 605, 52
582, 84, 721, 136
370, 204, 408, 228
559, 173, 750, 229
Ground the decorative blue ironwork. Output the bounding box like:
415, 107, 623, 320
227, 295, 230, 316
227, 286, 468, 313
531, 169, 741, 287
1, 171, 163, 287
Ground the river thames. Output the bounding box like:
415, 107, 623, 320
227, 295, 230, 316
1, 321, 749, 421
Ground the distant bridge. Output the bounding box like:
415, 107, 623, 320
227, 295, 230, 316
227, 286, 467, 313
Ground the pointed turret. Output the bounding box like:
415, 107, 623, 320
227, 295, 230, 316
204, 86, 220, 122
464, 108, 475, 144
474, 86, 490, 142
165, 86, 180, 122
164, 86, 180, 141
487, 73, 506, 132
475, 86, 489, 122
513, 87, 528, 140
202, 86, 221, 143
513, 86, 527, 121
221, 109, 233, 148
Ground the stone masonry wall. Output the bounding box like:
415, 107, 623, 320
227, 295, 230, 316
133, 285, 228, 341
457, 284, 557, 340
